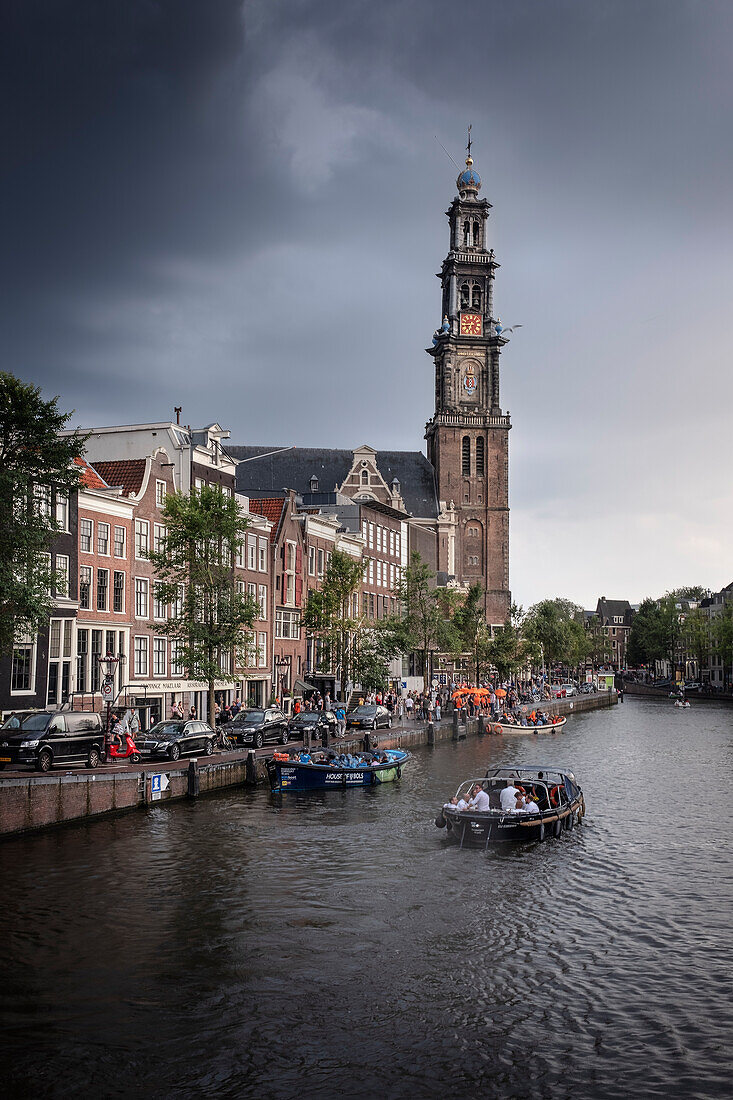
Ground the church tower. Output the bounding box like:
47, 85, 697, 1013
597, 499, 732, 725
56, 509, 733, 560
425, 137, 511, 626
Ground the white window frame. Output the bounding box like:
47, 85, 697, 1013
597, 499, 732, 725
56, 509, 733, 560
135, 520, 149, 560
154, 523, 166, 554
113, 570, 125, 614
80, 518, 93, 554
258, 631, 267, 669
55, 492, 69, 532
258, 538, 268, 572
153, 636, 167, 677
10, 637, 37, 695
97, 522, 110, 556
135, 577, 149, 619
258, 584, 267, 620
155, 480, 167, 508
308, 546, 316, 576
96, 567, 109, 611
55, 554, 70, 598
114, 526, 126, 559
134, 635, 149, 677
247, 535, 257, 571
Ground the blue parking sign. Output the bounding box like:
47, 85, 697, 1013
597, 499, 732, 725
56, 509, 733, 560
151, 774, 161, 794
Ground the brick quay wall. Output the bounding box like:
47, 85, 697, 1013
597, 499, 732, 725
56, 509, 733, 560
0, 691, 616, 838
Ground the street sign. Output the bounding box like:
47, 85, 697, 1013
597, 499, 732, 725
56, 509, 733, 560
151, 773, 170, 801
101, 681, 114, 700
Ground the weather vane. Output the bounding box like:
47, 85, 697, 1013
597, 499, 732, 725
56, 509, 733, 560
466, 123, 472, 158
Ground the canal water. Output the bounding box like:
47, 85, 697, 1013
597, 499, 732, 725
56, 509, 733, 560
1, 698, 731, 1099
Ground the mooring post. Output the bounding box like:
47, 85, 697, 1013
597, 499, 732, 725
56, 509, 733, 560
452, 710, 460, 741
427, 720, 435, 745
245, 749, 258, 786
478, 715, 485, 735
187, 758, 199, 799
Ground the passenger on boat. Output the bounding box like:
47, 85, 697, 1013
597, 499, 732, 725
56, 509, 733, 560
514, 792, 529, 813
444, 795, 459, 810
456, 793, 472, 811
523, 795, 539, 814
299, 752, 312, 763
500, 781, 520, 811
469, 783, 490, 812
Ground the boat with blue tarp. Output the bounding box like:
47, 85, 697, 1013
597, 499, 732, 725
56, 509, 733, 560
267, 748, 411, 793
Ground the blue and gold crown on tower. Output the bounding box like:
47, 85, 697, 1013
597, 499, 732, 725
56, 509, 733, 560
456, 154, 481, 195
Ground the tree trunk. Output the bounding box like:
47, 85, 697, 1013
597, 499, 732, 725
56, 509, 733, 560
208, 679, 216, 731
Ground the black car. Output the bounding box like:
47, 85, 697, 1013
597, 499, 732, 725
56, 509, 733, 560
579, 682, 597, 694
229, 707, 288, 748
137, 720, 216, 761
0, 710, 105, 771
288, 709, 338, 739
346, 705, 392, 731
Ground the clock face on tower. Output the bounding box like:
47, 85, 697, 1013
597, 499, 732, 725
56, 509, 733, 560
460, 312, 482, 336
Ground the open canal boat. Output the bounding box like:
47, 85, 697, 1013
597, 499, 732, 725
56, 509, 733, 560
267, 748, 411, 793
493, 716, 566, 735
435, 765, 585, 846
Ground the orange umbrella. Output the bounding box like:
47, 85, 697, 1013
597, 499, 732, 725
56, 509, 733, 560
494, 688, 507, 698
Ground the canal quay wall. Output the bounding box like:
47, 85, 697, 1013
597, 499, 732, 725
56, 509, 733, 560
0, 691, 616, 838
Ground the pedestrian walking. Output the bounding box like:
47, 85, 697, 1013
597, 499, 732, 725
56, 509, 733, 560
405, 694, 414, 721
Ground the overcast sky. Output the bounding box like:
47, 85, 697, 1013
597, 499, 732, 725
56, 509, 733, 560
4, 0, 733, 609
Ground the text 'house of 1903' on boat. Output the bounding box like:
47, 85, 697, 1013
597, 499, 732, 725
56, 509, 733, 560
435, 766, 585, 847
267, 748, 411, 793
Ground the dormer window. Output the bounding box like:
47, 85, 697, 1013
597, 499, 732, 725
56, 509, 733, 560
309, 475, 319, 492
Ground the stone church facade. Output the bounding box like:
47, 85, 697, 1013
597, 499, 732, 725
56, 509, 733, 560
232, 146, 512, 628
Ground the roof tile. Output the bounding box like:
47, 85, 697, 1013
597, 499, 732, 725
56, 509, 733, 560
92, 459, 147, 497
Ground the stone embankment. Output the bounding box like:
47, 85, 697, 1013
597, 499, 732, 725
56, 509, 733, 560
0, 690, 616, 838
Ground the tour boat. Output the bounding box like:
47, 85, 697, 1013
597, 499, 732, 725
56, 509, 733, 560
435, 765, 585, 847
267, 748, 411, 793
491, 716, 567, 735
673, 699, 691, 708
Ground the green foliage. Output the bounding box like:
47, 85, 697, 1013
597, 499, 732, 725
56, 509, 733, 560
303, 549, 365, 691
146, 485, 259, 722
453, 583, 493, 682
0, 372, 87, 656
487, 604, 537, 681
385, 551, 460, 691
627, 598, 665, 667
711, 603, 733, 686
523, 597, 588, 670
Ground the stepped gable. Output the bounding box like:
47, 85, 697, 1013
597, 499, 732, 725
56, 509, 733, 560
91, 458, 147, 497
229, 445, 438, 519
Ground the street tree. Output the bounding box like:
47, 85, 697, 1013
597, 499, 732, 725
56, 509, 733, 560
0, 372, 87, 657
147, 485, 259, 726
488, 604, 537, 682
453, 583, 493, 683
302, 549, 364, 697
524, 598, 587, 673
387, 551, 459, 693
626, 598, 666, 668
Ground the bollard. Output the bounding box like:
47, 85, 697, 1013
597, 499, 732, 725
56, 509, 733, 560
187, 758, 199, 798
322, 726, 330, 749
303, 729, 311, 752
452, 709, 459, 740
461, 707, 467, 725
427, 721, 435, 745
363, 733, 371, 753
478, 715, 485, 735
245, 749, 258, 786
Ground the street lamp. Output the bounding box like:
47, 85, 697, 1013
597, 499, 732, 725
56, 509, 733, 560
275, 657, 289, 708
96, 652, 121, 759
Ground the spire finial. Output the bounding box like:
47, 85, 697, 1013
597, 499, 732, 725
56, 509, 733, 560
466, 123, 472, 162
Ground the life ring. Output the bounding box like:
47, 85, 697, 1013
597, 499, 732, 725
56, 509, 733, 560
549, 785, 561, 807
516, 784, 525, 793
494, 723, 503, 734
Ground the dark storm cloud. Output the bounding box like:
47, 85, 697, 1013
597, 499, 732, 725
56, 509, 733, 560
3, 0, 733, 603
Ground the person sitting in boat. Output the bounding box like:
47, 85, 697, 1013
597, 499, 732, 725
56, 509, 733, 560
299, 751, 312, 763
456, 792, 472, 811
513, 792, 530, 813
469, 783, 490, 812
523, 794, 539, 814
443, 795, 459, 810
500, 780, 521, 811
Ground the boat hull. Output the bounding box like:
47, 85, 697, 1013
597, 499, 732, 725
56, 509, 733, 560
441, 795, 584, 846
268, 751, 410, 792
493, 717, 566, 735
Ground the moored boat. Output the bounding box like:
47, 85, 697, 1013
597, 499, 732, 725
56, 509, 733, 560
267, 748, 411, 793
492, 716, 567, 735
435, 765, 585, 846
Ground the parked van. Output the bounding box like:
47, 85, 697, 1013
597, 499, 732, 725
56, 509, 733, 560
0, 711, 105, 771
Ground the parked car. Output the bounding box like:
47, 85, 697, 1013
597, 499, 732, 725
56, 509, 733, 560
346, 705, 392, 731
137, 720, 216, 761
0, 710, 105, 771
560, 683, 577, 697
579, 682, 597, 694
229, 707, 289, 748
288, 710, 338, 740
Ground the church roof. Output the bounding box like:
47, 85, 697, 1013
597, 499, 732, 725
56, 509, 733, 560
229, 445, 439, 519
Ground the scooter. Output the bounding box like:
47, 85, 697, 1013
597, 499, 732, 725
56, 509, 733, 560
104, 732, 142, 764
